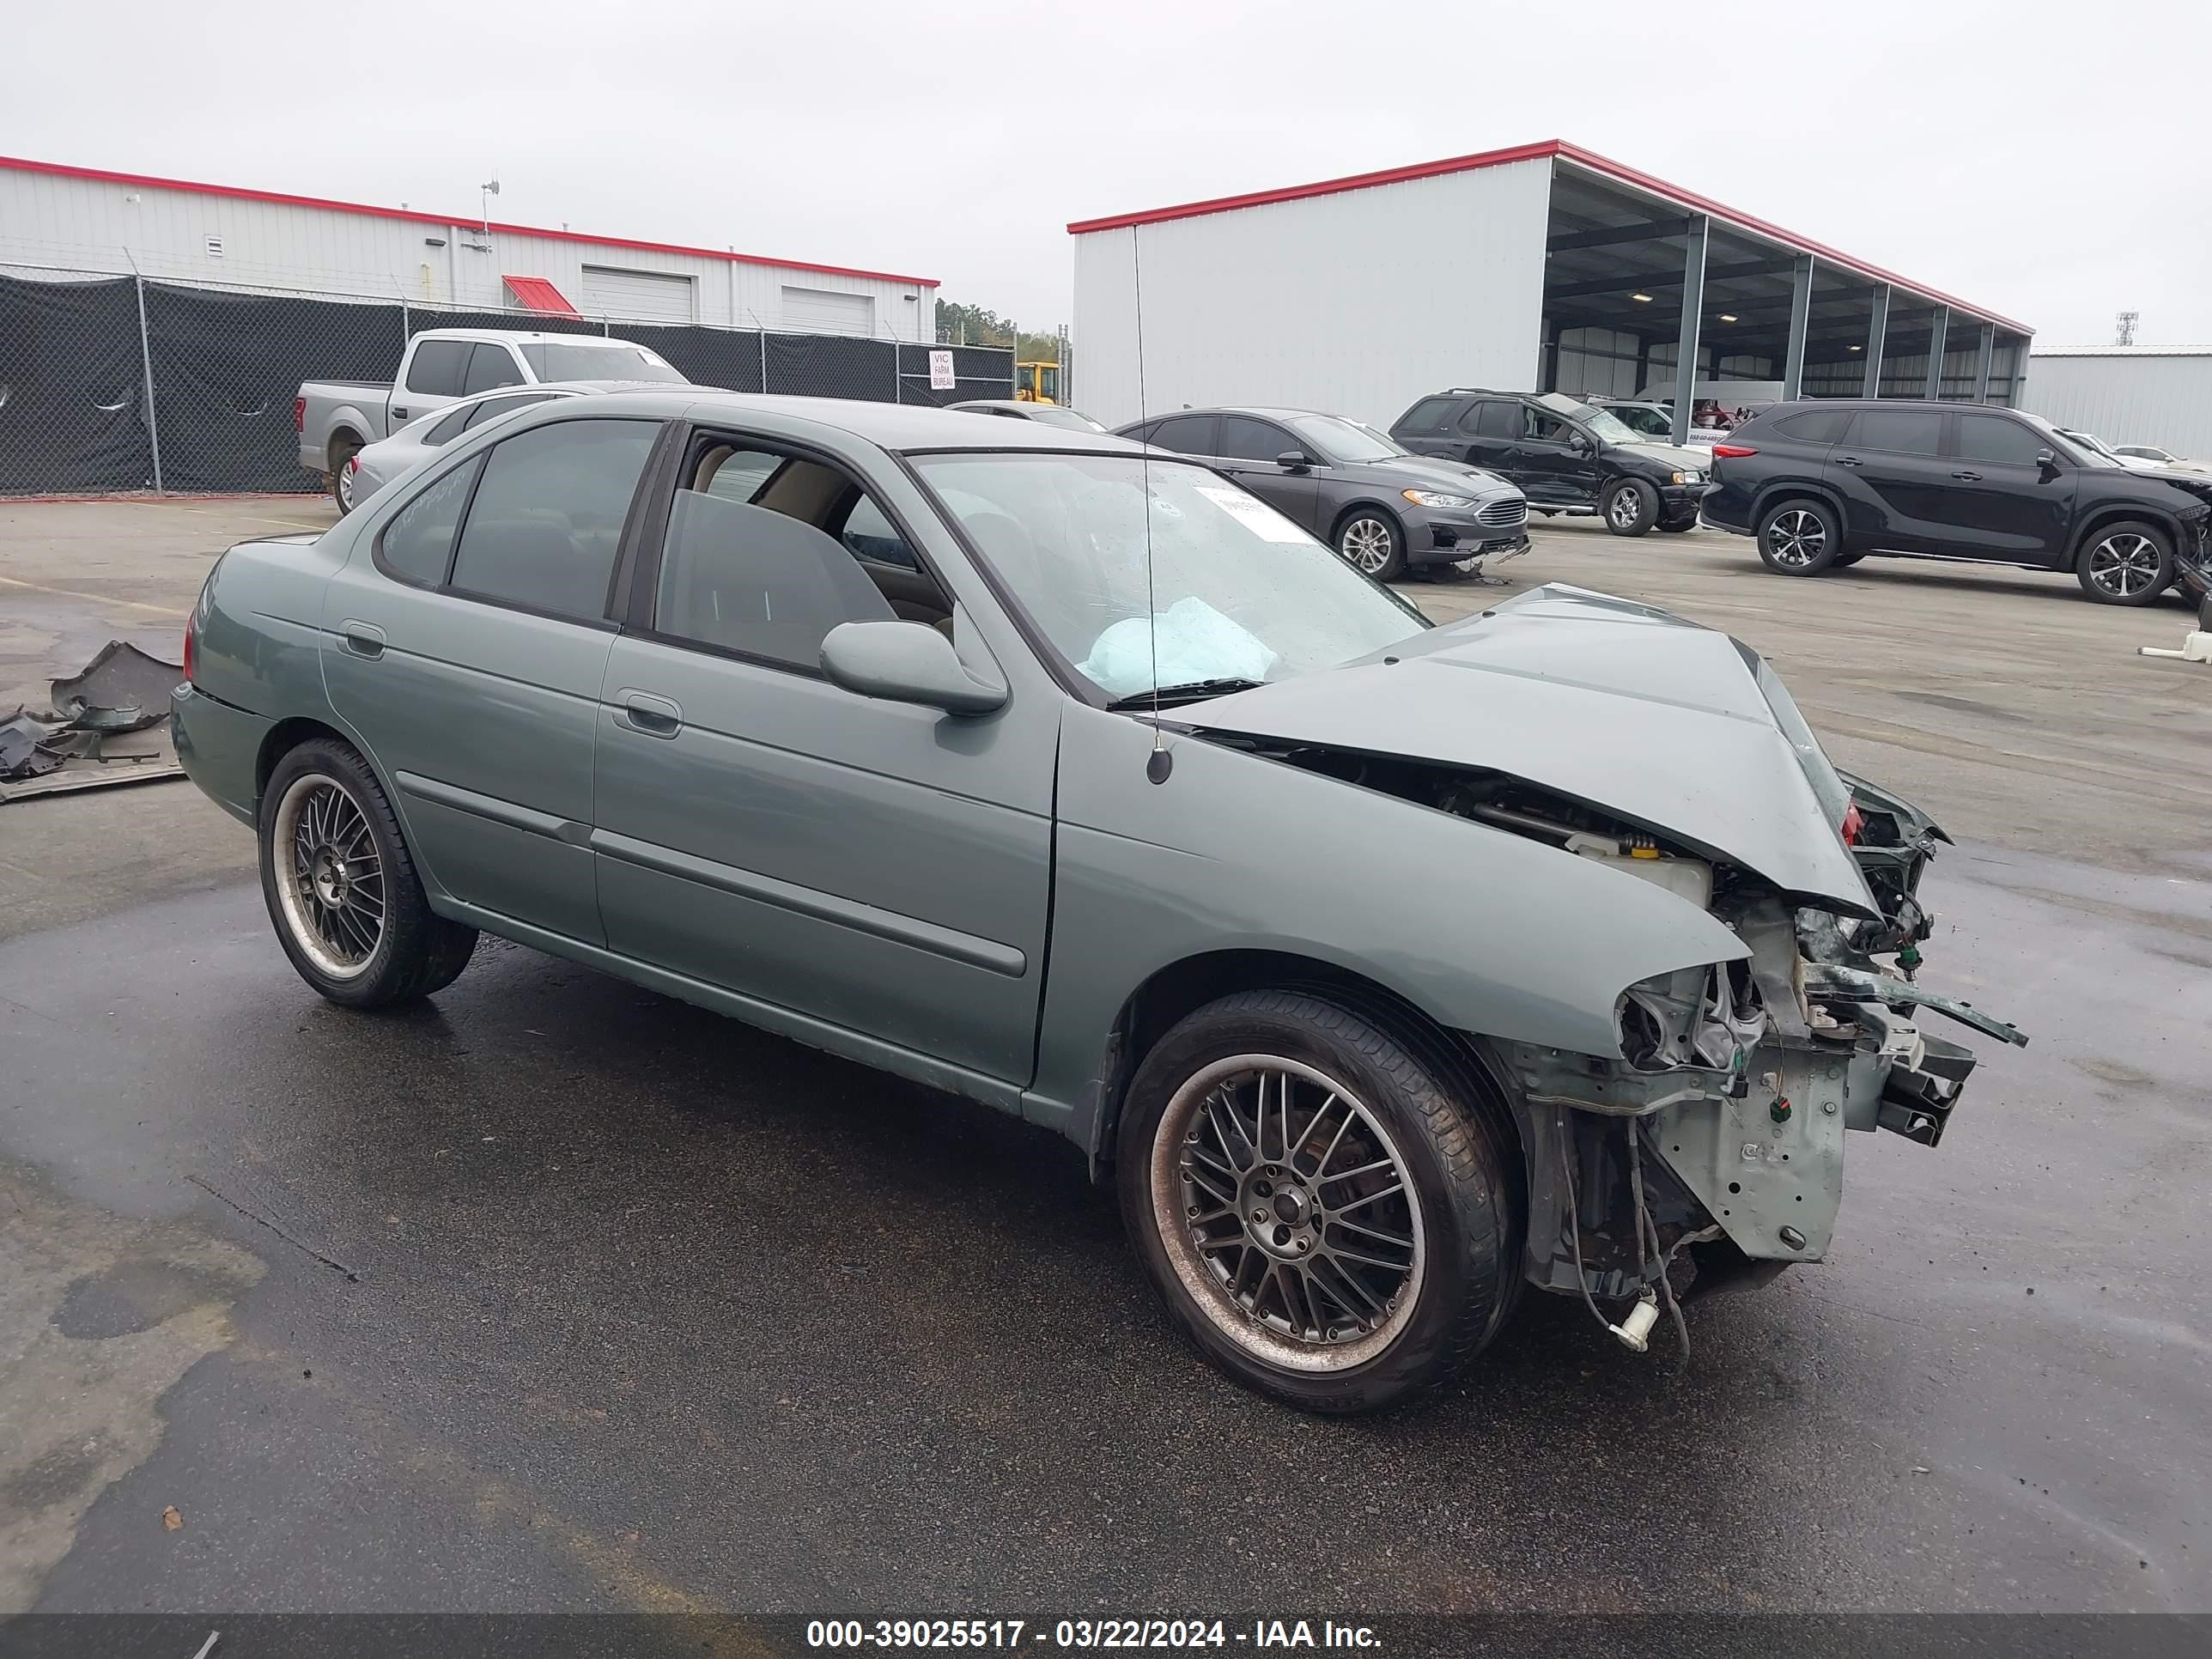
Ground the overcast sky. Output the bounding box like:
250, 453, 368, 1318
11, 1, 2209, 345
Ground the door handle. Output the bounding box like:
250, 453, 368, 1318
1835, 455, 1863, 467
390, 407, 409, 422
618, 690, 683, 738
1951, 470, 1983, 481
339, 619, 386, 659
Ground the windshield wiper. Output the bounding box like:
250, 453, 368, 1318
1106, 678, 1265, 711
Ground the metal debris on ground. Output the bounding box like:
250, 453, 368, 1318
0, 641, 185, 801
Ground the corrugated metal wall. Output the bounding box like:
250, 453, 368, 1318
1071, 158, 1553, 430
2023, 353, 2212, 458
0, 167, 931, 340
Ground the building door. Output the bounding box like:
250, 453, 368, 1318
580, 265, 696, 324
780, 286, 875, 336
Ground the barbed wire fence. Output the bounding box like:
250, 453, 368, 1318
0, 262, 1017, 496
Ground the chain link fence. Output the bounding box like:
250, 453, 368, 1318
0, 264, 1016, 496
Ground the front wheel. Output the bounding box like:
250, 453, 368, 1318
1601, 478, 1658, 536
2076, 520, 2174, 605
258, 738, 477, 1008
1116, 990, 1522, 1413
1336, 511, 1406, 581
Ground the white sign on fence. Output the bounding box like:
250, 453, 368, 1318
928, 349, 957, 392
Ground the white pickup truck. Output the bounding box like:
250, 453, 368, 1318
295, 328, 686, 510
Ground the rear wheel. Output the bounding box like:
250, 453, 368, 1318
1601, 478, 1658, 536
327, 434, 362, 514
1757, 498, 1841, 575
1116, 989, 1522, 1413
1336, 511, 1406, 581
258, 738, 477, 1008
2076, 520, 2173, 605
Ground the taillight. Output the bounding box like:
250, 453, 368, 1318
294, 397, 306, 432
1711, 443, 1758, 459
182, 606, 197, 685
1841, 802, 1863, 846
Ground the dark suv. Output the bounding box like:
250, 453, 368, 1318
1388, 389, 1709, 536
1116, 406, 1528, 580
1701, 401, 2212, 606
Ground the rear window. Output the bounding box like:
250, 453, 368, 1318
1849, 409, 1944, 457
1396, 397, 1457, 433
404, 340, 471, 398
1771, 409, 1851, 443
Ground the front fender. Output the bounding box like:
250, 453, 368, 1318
1029, 703, 1747, 1131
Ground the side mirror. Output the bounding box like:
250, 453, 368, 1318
1275, 449, 1314, 471
1566, 434, 1593, 453
2035, 448, 2058, 476
819, 619, 1008, 716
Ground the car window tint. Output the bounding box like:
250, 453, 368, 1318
841, 494, 917, 570
447, 419, 658, 620
1145, 416, 1216, 455
425, 406, 475, 446
1399, 397, 1455, 433
1849, 410, 1944, 456
1955, 413, 2048, 466
464, 392, 558, 432
1468, 401, 1520, 439
404, 340, 471, 398
653, 491, 896, 669
1215, 416, 1292, 463
380, 459, 481, 586
461, 343, 526, 396
1772, 409, 1850, 443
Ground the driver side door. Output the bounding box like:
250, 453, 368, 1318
1206, 415, 1322, 532
1513, 406, 1601, 506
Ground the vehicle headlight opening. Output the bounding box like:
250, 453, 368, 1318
1401, 489, 1481, 509
1671, 470, 1705, 486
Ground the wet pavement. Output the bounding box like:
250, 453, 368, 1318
2, 840, 2205, 1615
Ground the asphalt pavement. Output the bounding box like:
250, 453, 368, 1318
1, 499, 2207, 1619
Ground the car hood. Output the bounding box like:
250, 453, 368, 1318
1615, 440, 1710, 471
1187, 583, 1879, 915
1332, 455, 1520, 497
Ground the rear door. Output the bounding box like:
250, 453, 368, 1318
1208, 415, 1321, 531
1447, 399, 1527, 484
1933, 410, 2075, 564
588, 424, 1056, 1084
321, 414, 664, 945
389, 338, 471, 428
1828, 408, 1954, 553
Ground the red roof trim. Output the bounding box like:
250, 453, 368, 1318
0, 154, 939, 289
501, 275, 580, 315
1066, 137, 2027, 335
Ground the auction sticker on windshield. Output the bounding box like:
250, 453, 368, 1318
1195, 485, 1306, 543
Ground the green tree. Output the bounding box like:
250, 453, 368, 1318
935, 298, 1062, 363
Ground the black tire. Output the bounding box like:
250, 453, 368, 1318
1115, 989, 1522, 1413
327, 434, 362, 515
1655, 520, 1695, 535
1601, 477, 1658, 537
1756, 497, 1842, 576
258, 738, 477, 1008
2075, 520, 2174, 606
1335, 508, 1406, 581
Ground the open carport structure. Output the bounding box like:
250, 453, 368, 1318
1069, 139, 2033, 441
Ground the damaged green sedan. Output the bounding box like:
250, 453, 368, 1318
171, 392, 2025, 1413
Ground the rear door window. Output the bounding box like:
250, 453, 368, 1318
1954, 413, 2048, 466
378, 459, 481, 586
1848, 410, 1944, 456
1144, 415, 1218, 456
464, 391, 560, 432
1397, 397, 1456, 433
1771, 409, 1851, 443
461, 343, 526, 396
446, 418, 659, 621
404, 340, 471, 398
1467, 400, 1521, 439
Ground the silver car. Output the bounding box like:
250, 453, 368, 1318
344, 380, 668, 507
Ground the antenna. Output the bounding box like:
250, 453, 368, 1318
2115, 309, 2139, 346
479, 175, 501, 245
1132, 226, 1170, 785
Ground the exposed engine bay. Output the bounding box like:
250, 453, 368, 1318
1194, 732, 2028, 1359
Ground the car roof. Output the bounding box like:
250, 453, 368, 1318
410, 328, 659, 347
946, 398, 1030, 413
556, 389, 1151, 454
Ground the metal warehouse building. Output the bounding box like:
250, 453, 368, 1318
1070, 139, 2032, 442
0, 155, 936, 337
2023, 346, 2212, 462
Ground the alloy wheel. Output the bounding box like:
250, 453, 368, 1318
1340, 518, 1393, 574
337, 464, 356, 512
1766, 508, 1826, 568
271, 773, 384, 979
1150, 1054, 1425, 1371
1607, 489, 1643, 531
2085, 532, 2163, 598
